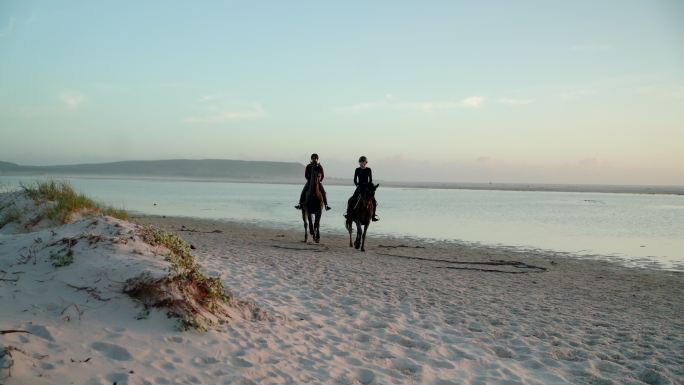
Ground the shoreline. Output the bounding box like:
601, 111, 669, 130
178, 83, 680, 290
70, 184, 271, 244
134, 214, 684, 273
2, 173, 683, 196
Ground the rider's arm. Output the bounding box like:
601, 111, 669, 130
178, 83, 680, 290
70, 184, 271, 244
305, 164, 311, 181
354, 168, 359, 186
319, 165, 325, 182
368, 168, 373, 184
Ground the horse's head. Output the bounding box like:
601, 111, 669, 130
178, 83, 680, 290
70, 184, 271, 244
362, 184, 379, 200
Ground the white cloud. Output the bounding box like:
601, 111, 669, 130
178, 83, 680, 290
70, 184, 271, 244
183, 103, 265, 124
497, 97, 534, 106
335, 95, 485, 113
199, 95, 219, 102
461, 96, 484, 108
59, 91, 85, 109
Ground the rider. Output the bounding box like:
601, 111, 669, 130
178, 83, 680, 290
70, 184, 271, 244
346, 155, 379, 221
295, 153, 331, 211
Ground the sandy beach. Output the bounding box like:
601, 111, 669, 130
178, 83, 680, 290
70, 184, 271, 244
3, 189, 682, 385
132, 216, 684, 385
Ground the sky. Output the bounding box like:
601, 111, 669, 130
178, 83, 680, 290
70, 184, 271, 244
1, 1, 682, 185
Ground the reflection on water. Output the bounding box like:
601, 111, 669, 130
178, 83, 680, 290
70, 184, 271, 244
2, 176, 683, 269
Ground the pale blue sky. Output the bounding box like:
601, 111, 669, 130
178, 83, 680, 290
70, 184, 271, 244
1, 1, 682, 184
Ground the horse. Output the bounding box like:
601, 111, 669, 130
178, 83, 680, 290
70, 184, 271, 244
300, 169, 323, 243
345, 183, 379, 252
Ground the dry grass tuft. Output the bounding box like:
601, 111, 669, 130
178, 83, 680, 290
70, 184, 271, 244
21, 181, 128, 223
126, 226, 262, 331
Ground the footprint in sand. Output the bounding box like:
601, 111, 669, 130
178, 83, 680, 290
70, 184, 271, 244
356, 368, 376, 385
91, 342, 133, 361
392, 358, 422, 376
26, 324, 54, 341
493, 346, 515, 359
230, 357, 253, 368
192, 356, 219, 366
106, 372, 130, 384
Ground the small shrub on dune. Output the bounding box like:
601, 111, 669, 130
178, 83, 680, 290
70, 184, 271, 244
126, 227, 234, 331
20, 181, 128, 222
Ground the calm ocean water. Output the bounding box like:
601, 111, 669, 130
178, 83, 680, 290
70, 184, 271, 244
1, 175, 683, 270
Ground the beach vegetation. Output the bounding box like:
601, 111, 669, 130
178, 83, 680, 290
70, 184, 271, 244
20, 181, 128, 223
50, 249, 74, 267
126, 226, 233, 331
176, 315, 206, 332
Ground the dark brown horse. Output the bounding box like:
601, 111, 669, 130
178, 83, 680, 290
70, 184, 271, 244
345, 184, 379, 252
301, 169, 323, 243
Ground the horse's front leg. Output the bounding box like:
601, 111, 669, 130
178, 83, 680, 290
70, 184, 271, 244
361, 223, 369, 252
302, 210, 308, 243
307, 212, 315, 237
346, 219, 353, 247
314, 212, 321, 243
354, 222, 362, 249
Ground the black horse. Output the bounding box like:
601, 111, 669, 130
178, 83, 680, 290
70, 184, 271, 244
345, 184, 379, 252
300, 169, 323, 243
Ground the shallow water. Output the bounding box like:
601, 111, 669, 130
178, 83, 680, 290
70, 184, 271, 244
2, 175, 683, 269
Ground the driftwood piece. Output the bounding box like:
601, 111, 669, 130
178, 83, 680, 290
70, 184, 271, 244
178, 226, 222, 234
65, 283, 113, 302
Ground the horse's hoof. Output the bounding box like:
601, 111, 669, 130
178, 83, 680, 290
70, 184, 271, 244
361, 248, 365, 252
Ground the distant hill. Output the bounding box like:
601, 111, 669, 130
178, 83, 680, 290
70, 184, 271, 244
0, 159, 304, 181
0, 161, 20, 170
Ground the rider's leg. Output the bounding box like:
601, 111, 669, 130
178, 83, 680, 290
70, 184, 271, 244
295, 183, 309, 209
320, 185, 331, 210
372, 198, 379, 221
345, 187, 361, 217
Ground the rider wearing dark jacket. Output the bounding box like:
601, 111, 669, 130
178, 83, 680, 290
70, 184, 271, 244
295, 153, 331, 210
347, 156, 379, 221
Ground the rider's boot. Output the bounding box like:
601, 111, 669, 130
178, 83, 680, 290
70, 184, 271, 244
323, 193, 331, 211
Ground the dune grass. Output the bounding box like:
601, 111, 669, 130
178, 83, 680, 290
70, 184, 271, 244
129, 226, 232, 331
20, 181, 128, 223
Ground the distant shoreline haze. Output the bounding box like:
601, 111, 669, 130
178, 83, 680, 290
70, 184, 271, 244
1, 159, 682, 195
